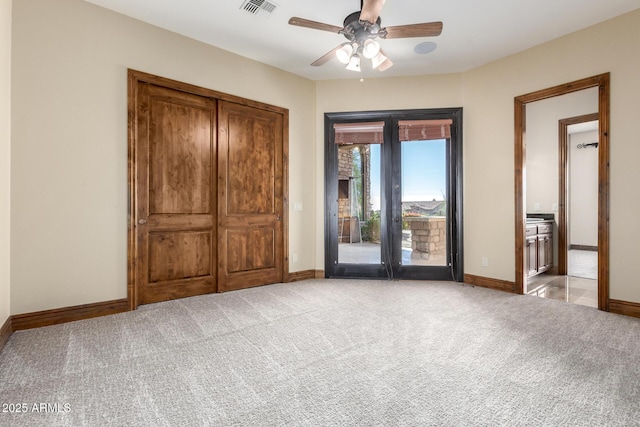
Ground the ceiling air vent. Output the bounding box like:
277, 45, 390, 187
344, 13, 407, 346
240, 0, 278, 16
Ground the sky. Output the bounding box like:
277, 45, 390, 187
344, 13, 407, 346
369, 139, 447, 211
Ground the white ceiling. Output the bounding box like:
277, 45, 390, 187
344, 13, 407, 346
84, 0, 640, 81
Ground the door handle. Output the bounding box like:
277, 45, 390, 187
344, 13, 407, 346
394, 217, 400, 222
138, 219, 147, 225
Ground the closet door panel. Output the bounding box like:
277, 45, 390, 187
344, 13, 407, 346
218, 101, 284, 291
134, 83, 217, 304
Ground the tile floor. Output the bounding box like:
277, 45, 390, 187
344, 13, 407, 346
337, 244, 599, 308
527, 274, 598, 308
526, 250, 598, 308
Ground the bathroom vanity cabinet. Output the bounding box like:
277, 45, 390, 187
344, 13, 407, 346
525, 221, 553, 277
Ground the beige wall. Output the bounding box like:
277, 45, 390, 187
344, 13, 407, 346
569, 131, 599, 247
316, 9, 640, 303
462, 9, 640, 302
10, 0, 316, 314
10, 1, 640, 316
0, 0, 11, 326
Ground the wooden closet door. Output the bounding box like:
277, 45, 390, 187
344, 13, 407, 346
134, 83, 217, 304
217, 101, 284, 292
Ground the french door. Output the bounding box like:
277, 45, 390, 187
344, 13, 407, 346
324, 108, 463, 281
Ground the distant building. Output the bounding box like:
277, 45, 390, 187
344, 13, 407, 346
402, 200, 446, 216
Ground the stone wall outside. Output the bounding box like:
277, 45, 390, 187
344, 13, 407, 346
406, 217, 446, 261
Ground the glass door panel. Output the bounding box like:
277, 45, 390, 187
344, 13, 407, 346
400, 139, 448, 267
325, 110, 462, 281
337, 143, 381, 265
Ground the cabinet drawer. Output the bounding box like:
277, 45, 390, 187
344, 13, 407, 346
525, 225, 537, 237
537, 223, 553, 234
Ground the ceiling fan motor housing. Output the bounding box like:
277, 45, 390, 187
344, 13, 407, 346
342, 11, 384, 48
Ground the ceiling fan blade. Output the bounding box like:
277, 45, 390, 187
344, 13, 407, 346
359, 0, 385, 25
377, 50, 394, 71
311, 45, 342, 66
288, 17, 343, 34
382, 22, 443, 39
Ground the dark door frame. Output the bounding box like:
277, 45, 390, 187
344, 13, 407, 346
514, 73, 609, 310
324, 107, 463, 281
558, 113, 599, 276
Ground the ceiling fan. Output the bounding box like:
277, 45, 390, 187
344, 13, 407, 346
288, 0, 443, 72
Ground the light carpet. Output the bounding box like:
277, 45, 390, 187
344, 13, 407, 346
1, 279, 639, 426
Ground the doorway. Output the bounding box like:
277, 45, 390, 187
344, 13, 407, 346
514, 73, 610, 310
324, 108, 463, 281
526, 112, 599, 307
565, 116, 599, 296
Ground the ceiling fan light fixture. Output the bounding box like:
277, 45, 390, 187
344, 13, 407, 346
289, 0, 443, 75
346, 54, 361, 72
335, 43, 354, 64
371, 51, 388, 69
362, 39, 380, 59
